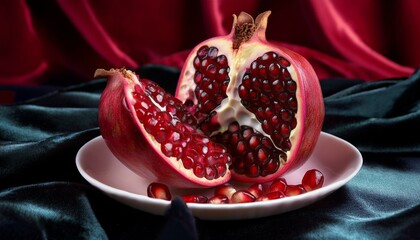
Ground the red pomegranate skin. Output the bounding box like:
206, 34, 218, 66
96, 69, 231, 188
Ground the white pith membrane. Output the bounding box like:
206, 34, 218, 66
176, 12, 302, 179
122, 70, 231, 183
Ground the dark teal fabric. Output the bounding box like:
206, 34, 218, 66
0, 65, 419, 239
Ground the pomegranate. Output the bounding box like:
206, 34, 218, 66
96, 68, 232, 188
175, 11, 324, 182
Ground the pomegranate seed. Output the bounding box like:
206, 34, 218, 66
193, 163, 205, 178
182, 156, 194, 169
262, 79, 271, 91
257, 147, 268, 163
247, 164, 260, 177
280, 124, 291, 137
236, 140, 246, 154
270, 115, 279, 126
214, 183, 237, 199
181, 194, 208, 203
205, 166, 217, 180
288, 97, 298, 111
279, 57, 290, 68
261, 52, 277, 61
214, 163, 227, 177
271, 79, 284, 93
216, 55, 227, 65
301, 169, 324, 191
282, 68, 291, 79
257, 191, 285, 201
285, 184, 306, 196
258, 64, 268, 78
197, 45, 209, 57
207, 47, 218, 59
193, 57, 201, 69
208, 195, 229, 204
286, 80, 297, 93
269, 178, 287, 193
231, 190, 256, 203
249, 135, 260, 148
248, 183, 264, 198
147, 182, 172, 200
242, 126, 253, 138
161, 142, 173, 157
268, 62, 281, 78
262, 157, 280, 175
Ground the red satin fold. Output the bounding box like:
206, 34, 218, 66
1, 0, 418, 85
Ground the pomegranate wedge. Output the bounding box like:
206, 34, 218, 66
96, 68, 231, 188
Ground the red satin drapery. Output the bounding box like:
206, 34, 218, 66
1, 0, 419, 85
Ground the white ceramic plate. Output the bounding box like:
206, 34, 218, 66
76, 132, 362, 220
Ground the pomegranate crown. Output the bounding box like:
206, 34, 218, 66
232, 11, 271, 49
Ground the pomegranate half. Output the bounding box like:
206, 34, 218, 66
175, 11, 324, 182
96, 68, 232, 188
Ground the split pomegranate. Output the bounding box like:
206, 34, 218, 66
176, 11, 324, 182
97, 11, 323, 188
96, 68, 231, 188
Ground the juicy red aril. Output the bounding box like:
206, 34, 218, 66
269, 178, 287, 193
147, 182, 172, 200
302, 169, 324, 191
208, 195, 229, 204
257, 191, 285, 201
181, 194, 208, 203
239, 52, 298, 153
214, 183, 237, 199
248, 183, 264, 199
212, 122, 284, 178
193, 45, 230, 116
231, 190, 256, 203
133, 81, 230, 180
285, 184, 306, 196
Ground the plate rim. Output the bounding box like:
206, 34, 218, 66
76, 131, 363, 220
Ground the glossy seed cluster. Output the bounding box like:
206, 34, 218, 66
146, 168, 325, 203
133, 80, 231, 180
193, 45, 230, 115
212, 122, 286, 178
239, 51, 298, 151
